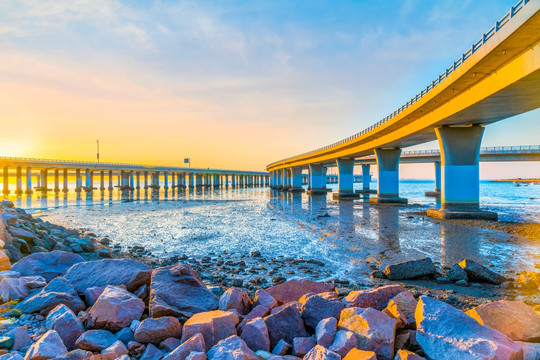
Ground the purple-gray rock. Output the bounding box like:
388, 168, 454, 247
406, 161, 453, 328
115, 327, 135, 346
240, 317, 270, 352
181, 310, 239, 349
5, 325, 31, 352
292, 337, 316, 358
163, 333, 206, 360
64, 259, 151, 293
446, 264, 468, 282
0, 354, 24, 360
134, 316, 182, 344
186, 352, 207, 360
102, 340, 129, 357
149, 264, 219, 318
48, 349, 92, 360
264, 304, 307, 349
238, 305, 270, 332
86, 285, 145, 331
25, 330, 68, 359
303, 345, 340, 360
8, 228, 36, 242
253, 289, 277, 309
384, 258, 436, 280
11, 251, 84, 282
328, 330, 357, 358
272, 340, 291, 356
207, 336, 258, 360
315, 317, 337, 348
75, 330, 117, 352
219, 288, 252, 315
16, 278, 85, 316
415, 295, 522, 360
265, 280, 335, 305
458, 259, 505, 285
84, 287, 104, 307
141, 343, 165, 360
160, 337, 182, 352
301, 293, 345, 330
343, 285, 404, 310
45, 304, 85, 350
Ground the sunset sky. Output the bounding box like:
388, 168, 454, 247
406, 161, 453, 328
1, 0, 538, 179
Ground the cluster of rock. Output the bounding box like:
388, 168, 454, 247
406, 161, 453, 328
0, 250, 538, 360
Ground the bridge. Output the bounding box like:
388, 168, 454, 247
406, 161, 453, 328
0, 157, 269, 195
267, 0, 540, 220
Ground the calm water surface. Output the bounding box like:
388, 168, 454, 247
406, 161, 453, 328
7, 180, 540, 283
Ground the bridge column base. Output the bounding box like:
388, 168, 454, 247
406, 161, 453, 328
355, 189, 377, 194
307, 188, 326, 195
370, 196, 407, 204
427, 208, 497, 220
425, 191, 441, 198
332, 192, 359, 200
289, 187, 305, 193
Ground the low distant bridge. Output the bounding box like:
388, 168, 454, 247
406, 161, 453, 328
0, 157, 269, 194
268, 0, 540, 220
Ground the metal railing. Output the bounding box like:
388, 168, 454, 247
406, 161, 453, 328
0, 156, 268, 175
268, 0, 531, 168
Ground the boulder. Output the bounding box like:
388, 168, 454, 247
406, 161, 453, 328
24, 330, 67, 359
343, 349, 376, 360
383, 291, 417, 328
264, 304, 307, 348
51, 349, 92, 360
338, 307, 396, 360
253, 289, 277, 309
0, 353, 24, 360
240, 317, 270, 352
292, 337, 316, 358
446, 264, 468, 282
0, 252, 11, 271
75, 330, 118, 352
186, 352, 207, 360
271, 340, 291, 356
384, 258, 436, 280
301, 293, 345, 330
11, 251, 84, 282
516, 341, 540, 360
163, 333, 206, 360
141, 343, 165, 360
415, 295, 522, 360
238, 305, 270, 331
16, 277, 85, 316
160, 337, 182, 352
8, 228, 37, 242
328, 330, 357, 358
0, 276, 46, 303
207, 336, 258, 360
394, 349, 423, 360
134, 316, 183, 344
84, 287, 105, 307
219, 288, 252, 315
102, 340, 128, 357
458, 259, 505, 285
466, 300, 540, 342
343, 285, 404, 310
315, 317, 337, 348
45, 304, 85, 350
5, 325, 31, 352
149, 264, 219, 318
115, 327, 135, 346
271, 302, 301, 315
64, 259, 151, 293
303, 345, 340, 360
86, 285, 145, 331
181, 310, 238, 349
264, 280, 334, 305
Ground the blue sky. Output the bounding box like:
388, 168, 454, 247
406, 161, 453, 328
0, 0, 538, 178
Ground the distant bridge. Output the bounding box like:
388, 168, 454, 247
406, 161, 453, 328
0, 156, 269, 194
268, 0, 540, 220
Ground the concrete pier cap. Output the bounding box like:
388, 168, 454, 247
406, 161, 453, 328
427, 125, 497, 220
370, 148, 407, 204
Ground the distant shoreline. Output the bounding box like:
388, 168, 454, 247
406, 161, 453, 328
491, 178, 540, 183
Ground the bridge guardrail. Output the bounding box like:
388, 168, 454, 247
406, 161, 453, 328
268, 0, 531, 168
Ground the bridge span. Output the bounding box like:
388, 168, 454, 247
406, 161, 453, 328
0, 157, 269, 195
267, 0, 540, 220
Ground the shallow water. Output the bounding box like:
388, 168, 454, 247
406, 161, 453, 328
7, 180, 540, 284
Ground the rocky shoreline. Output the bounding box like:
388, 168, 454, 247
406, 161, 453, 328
0, 201, 539, 360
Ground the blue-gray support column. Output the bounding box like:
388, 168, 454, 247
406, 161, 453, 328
425, 162, 441, 197
100, 171, 105, 191
75, 169, 82, 192
41, 169, 48, 193
164, 171, 169, 190
289, 167, 304, 192
2, 167, 8, 195
136, 172, 141, 189
195, 174, 203, 187
370, 148, 407, 204
26, 167, 33, 194
109, 170, 114, 190
333, 159, 359, 199
427, 125, 496, 220
189, 173, 194, 188
307, 164, 326, 195
63, 169, 69, 193
85, 169, 91, 191
16, 166, 22, 195
54, 169, 60, 193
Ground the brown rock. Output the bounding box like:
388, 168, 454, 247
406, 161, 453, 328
343, 349, 377, 360
134, 316, 182, 344
264, 304, 307, 348
265, 280, 334, 305
0, 252, 11, 271
207, 335, 258, 360
254, 289, 277, 309
292, 337, 316, 358
181, 310, 239, 349
315, 317, 337, 348
343, 285, 404, 310
301, 293, 345, 330
219, 288, 252, 315
328, 330, 357, 358
339, 307, 396, 360
272, 339, 291, 356
383, 291, 417, 328
238, 305, 270, 332
394, 349, 423, 360
163, 333, 205, 360
25, 330, 68, 359
303, 345, 340, 360
466, 300, 540, 342
240, 317, 270, 352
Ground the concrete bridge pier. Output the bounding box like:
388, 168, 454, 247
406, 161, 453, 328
75, 169, 82, 192
370, 148, 407, 204
136, 172, 141, 190
269, 172, 275, 189
164, 172, 169, 190
130, 171, 135, 190
152, 172, 161, 189
40, 169, 48, 193
427, 125, 497, 220
425, 162, 442, 197
16, 167, 23, 195
214, 174, 220, 188
232, 174, 237, 187
63, 169, 69, 193
195, 174, 203, 188
356, 164, 375, 194
333, 159, 359, 200
99, 171, 105, 191
26, 167, 33, 194
188, 173, 194, 188
281, 169, 290, 191
54, 169, 60, 193
143, 172, 149, 189
3, 167, 9, 195
289, 167, 304, 192
108, 170, 114, 191
307, 164, 326, 195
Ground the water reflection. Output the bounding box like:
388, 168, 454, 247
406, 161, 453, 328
440, 223, 481, 268
377, 205, 400, 252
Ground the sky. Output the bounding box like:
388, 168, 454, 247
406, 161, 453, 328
0, 0, 538, 179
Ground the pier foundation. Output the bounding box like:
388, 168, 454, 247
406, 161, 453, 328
370, 148, 407, 204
